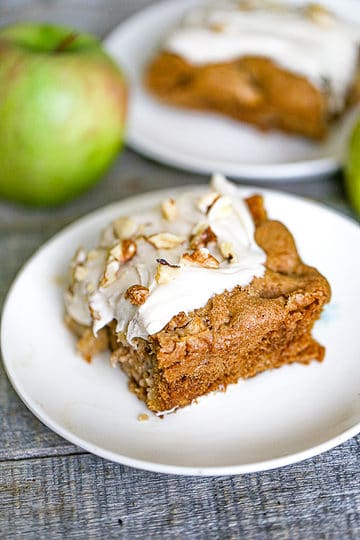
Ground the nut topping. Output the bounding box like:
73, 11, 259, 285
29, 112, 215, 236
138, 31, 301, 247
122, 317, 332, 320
100, 259, 120, 288
110, 239, 137, 264
161, 198, 178, 221
125, 284, 150, 305
209, 22, 225, 33
207, 195, 232, 220
74, 265, 88, 281
190, 224, 217, 249
219, 241, 237, 263
113, 217, 138, 240
155, 258, 181, 284
147, 232, 185, 250
197, 192, 220, 214
305, 3, 334, 26
72, 247, 86, 265
100, 239, 137, 287
237, 0, 255, 10
181, 248, 220, 269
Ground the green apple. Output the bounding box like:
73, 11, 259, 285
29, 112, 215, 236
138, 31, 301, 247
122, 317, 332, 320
0, 23, 127, 206
345, 119, 360, 216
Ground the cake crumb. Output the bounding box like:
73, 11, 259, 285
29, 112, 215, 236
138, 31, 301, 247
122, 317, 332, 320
138, 413, 149, 422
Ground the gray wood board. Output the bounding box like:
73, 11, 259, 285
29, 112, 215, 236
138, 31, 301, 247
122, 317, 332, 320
1, 1, 360, 538
1, 447, 360, 539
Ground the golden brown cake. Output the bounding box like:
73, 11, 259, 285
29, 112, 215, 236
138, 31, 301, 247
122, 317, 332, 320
64, 175, 331, 414
145, 1, 360, 140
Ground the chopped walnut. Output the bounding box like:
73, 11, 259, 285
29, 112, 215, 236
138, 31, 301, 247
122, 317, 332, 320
207, 196, 232, 220
197, 192, 220, 214
74, 265, 88, 281
219, 241, 237, 263
190, 224, 217, 249
209, 22, 225, 32
113, 217, 138, 240
72, 247, 86, 265
99, 240, 136, 288
125, 284, 150, 305
238, 0, 255, 10
181, 248, 220, 269
110, 239, 137, 263
155, 258, 181, 284
305, 3, 335, 26
147, 232, 185, 250
161, 198, 178, 221
100, 259, 119, 288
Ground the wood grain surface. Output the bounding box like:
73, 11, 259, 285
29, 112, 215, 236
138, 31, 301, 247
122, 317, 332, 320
1, 1, 360, 538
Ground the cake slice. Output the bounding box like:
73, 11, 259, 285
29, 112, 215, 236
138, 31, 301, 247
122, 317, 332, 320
65, 175, 331, 413
145, 1, 360, 140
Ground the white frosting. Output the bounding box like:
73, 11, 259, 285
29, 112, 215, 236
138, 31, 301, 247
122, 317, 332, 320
65, 175, 266, 344
164, 0, 360, 111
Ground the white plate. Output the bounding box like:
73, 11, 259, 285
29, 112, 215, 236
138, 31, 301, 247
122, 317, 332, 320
104, 0, 360, 181
2, 187, 360, 475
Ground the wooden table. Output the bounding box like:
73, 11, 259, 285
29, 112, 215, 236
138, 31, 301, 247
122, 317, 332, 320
1, 2, 360, 538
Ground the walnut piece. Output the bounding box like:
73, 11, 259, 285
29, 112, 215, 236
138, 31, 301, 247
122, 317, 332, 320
72, 247, 86, 265
125, 284, 150, 305
161, 198, 177, 221
237, 0, 255, 10
100, 259, 119, 288
110, 239, 137, 263
190, 224, 217, 249
207, 196, 232, 220
113, 217, 138, 240
147, 232, 185, 250
181, 248, 220, 269
100, 239, 137, 287
209, 22, 225, 33
196, 192, 220, 214
219, 241, 237, 263
155, 259, 181, 284
74, 265, 88, 281
305, 3, 334, 26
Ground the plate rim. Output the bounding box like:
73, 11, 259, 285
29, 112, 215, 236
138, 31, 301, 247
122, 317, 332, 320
2, 185, 360, 476
103, 0, 360, 181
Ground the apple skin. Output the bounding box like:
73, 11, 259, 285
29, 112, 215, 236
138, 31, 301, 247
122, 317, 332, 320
345, 120, 360, 216
0, 23, 127, 206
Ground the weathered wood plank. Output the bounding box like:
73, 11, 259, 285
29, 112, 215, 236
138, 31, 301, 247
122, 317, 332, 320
1, 447, 360, 539
0, 231, 85, 460
0, 0, 154, 37
0, 1, 359, 539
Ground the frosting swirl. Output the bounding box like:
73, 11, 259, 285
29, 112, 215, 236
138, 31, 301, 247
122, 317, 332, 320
163, 0, 360, 112
65, 175, 266, 343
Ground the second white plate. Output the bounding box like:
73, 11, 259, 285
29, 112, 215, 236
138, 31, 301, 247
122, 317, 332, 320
104, 0, 360, 181
2, 186, 360, 475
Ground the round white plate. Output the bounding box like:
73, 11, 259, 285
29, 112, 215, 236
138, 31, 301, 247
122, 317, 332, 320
2, 187, 360, 475
104, 0, 360, 181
